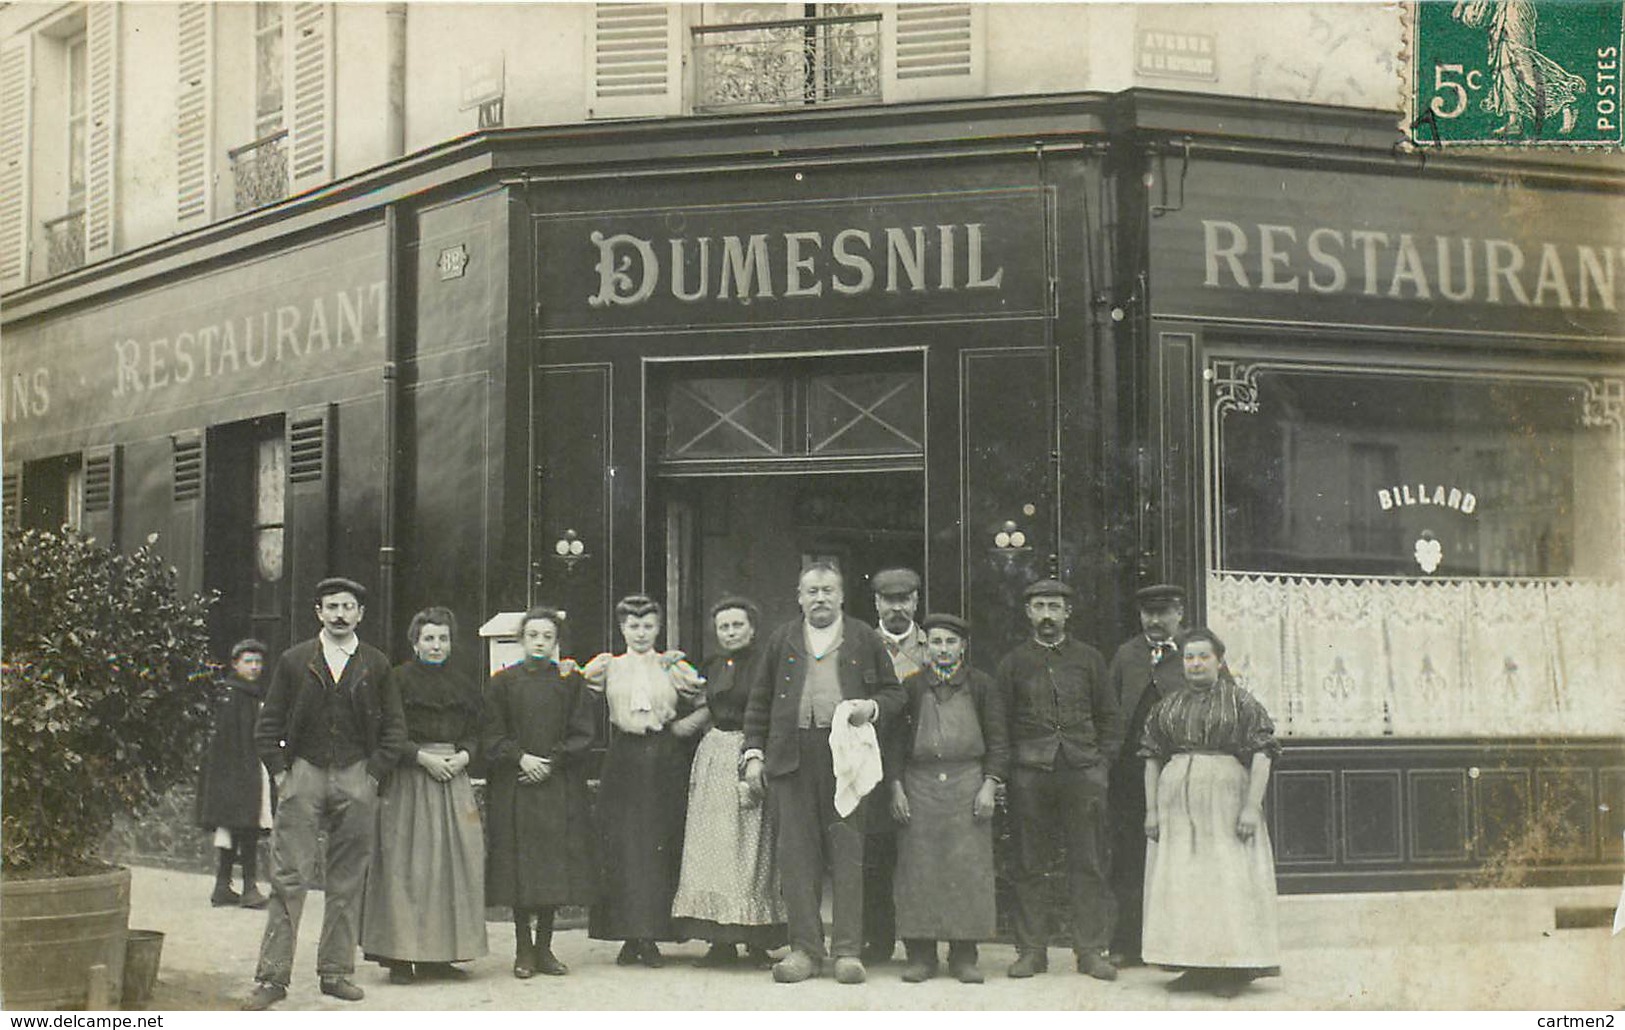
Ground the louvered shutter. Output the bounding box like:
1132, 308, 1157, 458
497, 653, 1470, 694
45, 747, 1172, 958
2, 464, 22, 529
589, 3, 682, 119
286, 404, 334, 616
81, 445, 120, 547
883, 2, 984, 102
0, 36, 33, 289
288, 2, 333, 195
84, 2, 119, 262
176, 2, 214, 228
167, 431, 205, 592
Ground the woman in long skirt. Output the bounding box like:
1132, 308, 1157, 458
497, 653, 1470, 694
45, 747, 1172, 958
671, 597, 787, 967
884, 613, 1008, 984
583, 595, 708, 968
361, 607, 488, 983
1140, 626, 1282, 998
484, 606, 600, 978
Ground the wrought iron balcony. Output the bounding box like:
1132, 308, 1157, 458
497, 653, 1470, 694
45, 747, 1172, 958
693, 12, 882, 113
229, 129, 289, 213
43, 209, 85, 277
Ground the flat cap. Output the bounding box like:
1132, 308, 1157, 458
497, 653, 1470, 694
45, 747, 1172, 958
314, 576, 368, 605
1023, 578, 1074, 600
229, 638, 270, 661
1135, 583, 1186, 608
871, 567, 921, 596
920, 612, 970, 637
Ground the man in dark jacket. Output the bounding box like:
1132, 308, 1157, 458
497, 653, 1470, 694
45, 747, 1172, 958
243, 577, 404, 1010
996, 579, 1123, 982
1106, 583, 1187, 968
742, 562, 905, 985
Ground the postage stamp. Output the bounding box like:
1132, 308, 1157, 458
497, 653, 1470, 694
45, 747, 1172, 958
1407, 0, 1625, 147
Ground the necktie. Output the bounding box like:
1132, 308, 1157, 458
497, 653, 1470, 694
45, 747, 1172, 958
1151, 641, 1173, 664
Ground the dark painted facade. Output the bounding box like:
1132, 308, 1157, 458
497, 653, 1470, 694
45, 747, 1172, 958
3, 91, 1620, 892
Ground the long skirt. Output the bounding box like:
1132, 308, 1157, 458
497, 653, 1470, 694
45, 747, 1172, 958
671, 728, 788, 948
893, 759, 995, 941
360, 745, 489, 963
1142, 753, 1280, 971
589, 729, 691, 942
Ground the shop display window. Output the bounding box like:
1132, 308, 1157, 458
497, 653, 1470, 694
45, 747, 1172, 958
1206, 361, 1624, 739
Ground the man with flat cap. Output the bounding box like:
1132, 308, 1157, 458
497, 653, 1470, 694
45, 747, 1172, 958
244, 577, 405, 1010
864, 566, 927, 963
995, 579, 1122, 982
1106, 583, 1187, 968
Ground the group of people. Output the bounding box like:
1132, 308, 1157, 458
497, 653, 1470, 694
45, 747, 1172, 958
203, 565, 1282, 1010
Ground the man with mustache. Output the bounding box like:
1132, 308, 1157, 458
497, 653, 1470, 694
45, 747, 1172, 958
741, 562, 905, 984
244, 577, 404, 1010
862, 566, 929, 964
995, 579, 1123, 982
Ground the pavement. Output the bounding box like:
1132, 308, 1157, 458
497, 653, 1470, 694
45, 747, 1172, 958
127, 865, 1623, 1011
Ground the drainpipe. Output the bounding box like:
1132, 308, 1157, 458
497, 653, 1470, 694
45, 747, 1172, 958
384, 3, 407, 159
378, 203, 403, 656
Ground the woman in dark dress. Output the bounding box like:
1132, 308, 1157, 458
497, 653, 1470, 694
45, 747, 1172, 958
582, 595, 707, 968
361, 607, 488, 983
1141, 626, 1282, 998
195, 638, 272, 909
671, 597, 787, 967
484, 606, 600, 978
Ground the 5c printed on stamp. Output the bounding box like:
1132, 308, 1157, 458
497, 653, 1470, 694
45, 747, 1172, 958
1409, 0, 1625, 147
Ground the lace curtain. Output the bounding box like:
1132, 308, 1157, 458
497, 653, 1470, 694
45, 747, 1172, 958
1208, 572, 1625, 738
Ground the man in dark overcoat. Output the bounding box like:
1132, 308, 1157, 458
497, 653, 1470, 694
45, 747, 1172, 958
863, 566, 928, 964
243, 577, 404, 1010
742, 561, 905, 985
1105, 583, 1187, 968
996, 578, 1123, 982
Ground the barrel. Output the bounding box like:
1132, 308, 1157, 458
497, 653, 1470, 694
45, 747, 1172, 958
0, 866, 131, 1009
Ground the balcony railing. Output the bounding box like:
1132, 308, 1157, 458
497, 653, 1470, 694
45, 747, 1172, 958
43, 209, 86, 277
693, 13, 882, 113
229, 129, 289, 213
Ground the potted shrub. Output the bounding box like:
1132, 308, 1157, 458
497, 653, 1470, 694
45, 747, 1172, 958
1, 528, 215, 1009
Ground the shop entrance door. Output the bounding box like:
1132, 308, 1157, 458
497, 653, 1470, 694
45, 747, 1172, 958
651, 353, 927, 653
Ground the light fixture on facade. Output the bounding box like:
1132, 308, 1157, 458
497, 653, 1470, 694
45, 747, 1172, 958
553, 528, 589, 570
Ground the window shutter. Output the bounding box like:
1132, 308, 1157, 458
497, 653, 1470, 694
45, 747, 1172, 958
2, 464, 21, 529
176, 2, 214, 228
288, 2, 334, 195
84, 2, 120, 263
81, 445, 120, 547
883, 3, 984, 103
167, 431, 205, 591
286, 403, 334, 614
0, 36, 33, 289
589, 3, 682, 119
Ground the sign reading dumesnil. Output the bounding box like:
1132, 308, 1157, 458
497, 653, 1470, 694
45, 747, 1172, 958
533, 188, 1051, 334
1409, 0, 1625, 147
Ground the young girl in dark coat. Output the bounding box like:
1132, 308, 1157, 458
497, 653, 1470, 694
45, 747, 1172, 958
483, 606, 600, 978
195, 639, 273, 909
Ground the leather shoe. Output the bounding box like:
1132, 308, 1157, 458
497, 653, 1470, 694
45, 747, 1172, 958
615, 942, 642, 967
772, 950, 819, 983
512, 952, 535, 979
319, 977, 365, 1001
1007, 951, 1048, 978
534, 949, 568, 976
900, 960, 937, 983
1166, 970, 1212, 992
697, 943, 738, 968
386, 962, 414, 985
833, 956, 867, 984
241, 981, 286, 1010
238, 889, 269, 910
1078, 951, 1118, 981
951, 961, 985, 984
418, 962, 470, 981
1107, 950, 1143, 968
639, 941, 665, 968
211, 885, 242, 907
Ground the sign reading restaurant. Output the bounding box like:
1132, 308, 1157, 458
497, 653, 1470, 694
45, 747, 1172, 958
535, 188, 1051, 333
1151, 162, 1625, 337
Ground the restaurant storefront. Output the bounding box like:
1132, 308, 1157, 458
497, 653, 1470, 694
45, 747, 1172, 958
3, 90, 1619, 891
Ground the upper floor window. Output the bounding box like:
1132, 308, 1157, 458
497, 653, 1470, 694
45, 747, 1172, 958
692, 3, 882, 113
253, 2, 285, 138
65, 33, 87, 212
